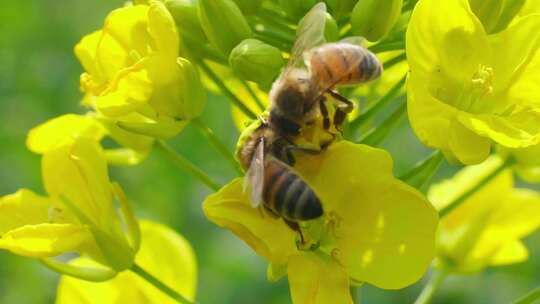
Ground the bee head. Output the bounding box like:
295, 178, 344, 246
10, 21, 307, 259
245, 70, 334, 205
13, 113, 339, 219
269, 69, 313, 120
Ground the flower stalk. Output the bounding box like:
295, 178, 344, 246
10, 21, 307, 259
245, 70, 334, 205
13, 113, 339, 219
130, 263, 193, 304
513, 285, 540, 304
348, 74, 406, 134
191, 118, 243, 175
414, 269, 447, 304
439, 157, 516, 217
359, 100, 407, 145
156, 140, 221, 191
198, 60, 258, 119
400, 151, 444, 190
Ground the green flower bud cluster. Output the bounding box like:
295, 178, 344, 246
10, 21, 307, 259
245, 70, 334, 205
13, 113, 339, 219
351, 0, 403, 41
470, 0, 527, 33
229, 39, 284, 87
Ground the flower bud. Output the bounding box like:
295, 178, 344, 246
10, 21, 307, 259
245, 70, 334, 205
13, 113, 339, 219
232, 0, 262, 15
279, 0, 318, 21
351, 0, 403, 42
166, 0, 207, 42
177, 57, 207, 119
325, 0, 357, 19
324, 13, 339, 42
491, 0, 527, 33
229, 39, 284, 86
198, 0, 252, 55
469, 0, 504, 33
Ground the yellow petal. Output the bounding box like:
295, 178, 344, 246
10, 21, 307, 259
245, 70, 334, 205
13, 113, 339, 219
407, 73, 457, 156
74, 30, 104, 83
26, 114, 105, 154
428, 155, 512, 212
488, 15, 540, 99
295, 142, 438, 289
96, 5, 150, 80
97, 115, 154, 153
288, 253, 352, 304
488, 240, 528, 266
202, 178, 297, 265
406, 0, 489, 82
477, 188, 540, 249
96, 65, 154, 117
117, 117, 188, 139
457, 109, 540, 148
429, 156, 540, 271
42, 137, 117, 234
56, 220, 197, 304
147, 1, 179, 60
0, 223, 91, 257
449, 117, 491, 165
0, 189, 52, 234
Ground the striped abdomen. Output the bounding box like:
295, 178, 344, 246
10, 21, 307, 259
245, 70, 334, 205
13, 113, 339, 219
307, 42, 383, 88
262, 159, 323, 221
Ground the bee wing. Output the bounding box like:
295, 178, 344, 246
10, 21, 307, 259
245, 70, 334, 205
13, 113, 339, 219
243, 138, 265, 208
279, 3, 327, 78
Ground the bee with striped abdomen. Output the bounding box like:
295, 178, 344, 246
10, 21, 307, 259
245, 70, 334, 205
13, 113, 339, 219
268, 3, 382, 139
239, 123, 323, 236
240, 3, 382, 236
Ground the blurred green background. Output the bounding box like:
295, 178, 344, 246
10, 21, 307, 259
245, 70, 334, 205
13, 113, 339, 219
1, 1, 539, 303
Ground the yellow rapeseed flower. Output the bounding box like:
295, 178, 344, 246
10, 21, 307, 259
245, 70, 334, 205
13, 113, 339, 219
203, 141, 438, 301
429, 156, 540, 273
406, 0, 540, 164
0, 117, 140, 278
75, 1, 205, 142
56, 220, 197, 303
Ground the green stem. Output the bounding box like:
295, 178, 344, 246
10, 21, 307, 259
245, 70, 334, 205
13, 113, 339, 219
156, 140, 221, 191
253, 32, 292, 52
400, 151, 444, 190
383, 52, 407, 70
513, 286, 540, 304
131, 263, 193, 304
259, 7, 296, 26
198, 60, 258, 119
414, 270, 447, 304
255, 12, 295, 36
191, 118, 243, 175
359, 100, 407, 146
439, 157, 515, 218
348, 74, 406, 133
369, 40, 406, 53
240, 80, 266, 111
254, 27, 294, 45
182, 35, 227, 65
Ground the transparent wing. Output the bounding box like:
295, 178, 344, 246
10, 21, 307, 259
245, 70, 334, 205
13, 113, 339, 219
279, 2, 327, 79
243, 137, 265, 208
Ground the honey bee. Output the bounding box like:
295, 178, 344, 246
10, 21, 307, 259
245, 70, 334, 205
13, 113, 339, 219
239, 3, 383, 234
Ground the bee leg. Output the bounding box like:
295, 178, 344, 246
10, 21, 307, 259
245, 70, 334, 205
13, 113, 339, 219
333, 109, 347, 132
319, 99, 331, 130
283, 219, 305, 244
327, 90, 354, 113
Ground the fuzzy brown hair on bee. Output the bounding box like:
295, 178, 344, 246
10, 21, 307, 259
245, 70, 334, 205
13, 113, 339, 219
239, 3, 383, 237
238, 123, 324, 233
